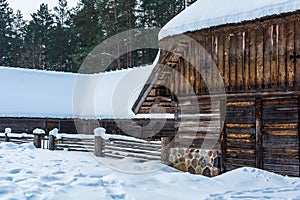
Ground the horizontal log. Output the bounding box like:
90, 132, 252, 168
226, 128, 256, 134
227, 138, 255, 145
226, 143, 255, 149
263, 130, 298, 136
263, 152, 299, 159
263, 163, 299, 172
263, 158, 300, 165
263, 118, 299, 123
226, 153, 256, 160
263, 123, 298, 129
226, 124, 255, 128
226, 149, 255, 155
226, 158, 256, 166
263, 148, 299, 153
226, 133, 255, 139
227, 101, 255, 106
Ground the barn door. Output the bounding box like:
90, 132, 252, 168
261, 98, 300, 177
223, 97, 300, 177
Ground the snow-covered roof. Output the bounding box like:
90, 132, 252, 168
0, 66, 154, 119
159, 0, 300, 40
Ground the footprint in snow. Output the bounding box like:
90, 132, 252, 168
9, 168, 21, 174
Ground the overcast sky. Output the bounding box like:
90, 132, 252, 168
7, 0, 79, 20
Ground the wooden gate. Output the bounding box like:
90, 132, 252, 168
224, 96, 300, 177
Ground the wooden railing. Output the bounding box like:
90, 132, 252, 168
0, 128, 48, 149
94, 128, 162, 161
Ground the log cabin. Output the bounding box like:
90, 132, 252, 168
133, 0, 300, 177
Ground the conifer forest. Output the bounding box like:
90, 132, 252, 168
0, 0, 197, 72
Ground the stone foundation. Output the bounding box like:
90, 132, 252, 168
168, 148, 221, 177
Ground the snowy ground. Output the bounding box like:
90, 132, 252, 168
1, 142, 300, 200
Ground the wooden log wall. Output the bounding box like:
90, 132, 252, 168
175, 96, 221, 149
160, 13, 300, 97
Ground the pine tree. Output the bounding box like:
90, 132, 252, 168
0, 0, 14, 66
23, 4, 55, 69
70, 0, 103, 66
11, 10, 26, 67
52, 0, 72, 71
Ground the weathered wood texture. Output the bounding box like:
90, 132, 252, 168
224, 95, 300, 177
172, 92, 300, 177
183, 14, 300, 94
174, 96, 221, 149
136, 12, 300, 114
54, 136, 95, 152
102, 138, 162, 161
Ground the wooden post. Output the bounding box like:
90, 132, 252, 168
255, 98, 263, 169
220, 99, 227, 173
161, 136, 174, 164
4, 133, 9, 142
33, 128, 45, 149
33, 134, 42, 148
49, 135, 55, 151
94, 135, 104, 157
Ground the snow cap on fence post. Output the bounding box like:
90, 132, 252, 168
33, 128, 46, 135
4, 128, 11, 142
94, 127, 106, 137
5, 128, 11, 134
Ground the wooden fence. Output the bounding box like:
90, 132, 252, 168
0, 131, 49, 149
95, 132, 162, 161
49, 133, 95, 152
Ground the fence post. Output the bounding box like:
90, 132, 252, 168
49, 135, 55, 151
94, 135, 103, 157
49, 128, 59, 151
161, 136, 174, 164
94, 127, 106, 157
33, 128, 45, 148
4, 133, 9, 142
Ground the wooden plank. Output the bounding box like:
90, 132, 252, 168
217, 34, 224, 92
180, 57, 185, 95
295, 18, 300, 86
189, 41, 196, 93
237, 32, 244, 90
264, 26, 272, 88
229, 33, 237, 90
205, 36, 213, 92
174, 63, 179, 95
286, 20, 295, 87
244, 31, 250, 90
212, 36, 219, 91
199, 38, 207, 93
185, 45, 191, 94
255, 98, 263, 169
272, 25, 279, 87
256, 28, 264, 90
195, 44, 201, 94
223, 35, 230, 90
278, 22, 287, 88
249, 29, 256, 89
